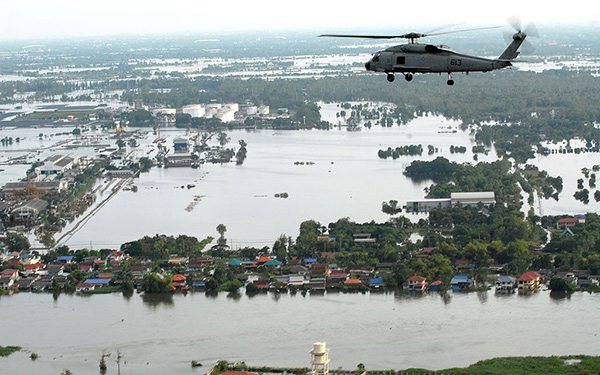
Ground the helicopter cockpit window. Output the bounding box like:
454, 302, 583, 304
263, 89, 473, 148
372, 53, 381, 62
396, 56, 405, 65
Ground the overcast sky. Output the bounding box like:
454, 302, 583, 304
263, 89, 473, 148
1, 0, 598, 41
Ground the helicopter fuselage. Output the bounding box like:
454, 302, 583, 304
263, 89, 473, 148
364, 43, 511, 74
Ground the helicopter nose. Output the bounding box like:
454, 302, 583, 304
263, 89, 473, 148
365, 62, 371, 71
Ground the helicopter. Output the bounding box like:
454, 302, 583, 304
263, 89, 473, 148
319, 19, 537, 85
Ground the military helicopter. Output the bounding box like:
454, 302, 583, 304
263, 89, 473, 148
319, 19, 537, 85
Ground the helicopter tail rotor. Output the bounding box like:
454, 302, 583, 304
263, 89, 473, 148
503, 16, 538, 57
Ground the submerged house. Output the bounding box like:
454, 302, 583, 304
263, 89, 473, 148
517, 271, 541, 291
450, 274, 473, 292
405, 275, 427, 292
495, 276, 516, 292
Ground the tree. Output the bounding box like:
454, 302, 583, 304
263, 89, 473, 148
218, 132, 230, 146
142, 273, 172, 293
273, 235, 291, 261
216, 224, 227, 246
548, 277, 575, 293
5, 232, 30, 252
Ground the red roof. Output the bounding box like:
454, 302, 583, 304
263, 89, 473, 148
344, 279, 362, 285
407, 275, 426, 282
24, 263, 45, 270
172, 274, 187, 282
79, 265, 92, 271
430, 280, 443, 286
517, 271, 541, 282
557, 217, 578, 224
256, 256, 272, 264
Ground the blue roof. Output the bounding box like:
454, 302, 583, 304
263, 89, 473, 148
369, 277, 385, 287
57, 255, 74, 261
264, 259, 282, 266
228, 259, 242, 266
450, 274, 472, 284
20, 253, 34, 259
83, 278, 110, 285
304, 258, 317, 264
192, 281, 206, 287
497, 276, 515, 283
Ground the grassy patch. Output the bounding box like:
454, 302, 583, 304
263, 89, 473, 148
403, 356, 600, 374
0, 346, 21, 357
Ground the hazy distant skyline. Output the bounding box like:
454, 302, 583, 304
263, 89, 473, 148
1, 0, 599, 41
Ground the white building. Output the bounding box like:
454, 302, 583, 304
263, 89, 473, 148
310, 342, 330, 375
181, 104, 205, 118
258, 105, 270, 115
451, 191, 496, 206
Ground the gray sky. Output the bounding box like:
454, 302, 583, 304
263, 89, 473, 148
1, 0, 598, 40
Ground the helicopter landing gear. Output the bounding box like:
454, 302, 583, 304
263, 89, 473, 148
446, 73, 454, 86
404, 73, 413, 82
386, 73, 395, 82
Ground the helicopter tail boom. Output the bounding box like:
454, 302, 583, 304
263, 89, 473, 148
499, 31, 527, 60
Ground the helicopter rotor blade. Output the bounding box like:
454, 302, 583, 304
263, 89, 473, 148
508, 15, 522, 32
524, 23, 539, 38
318, 34, 401, 39
426, 25, 502, 37
520, 40, 536, 55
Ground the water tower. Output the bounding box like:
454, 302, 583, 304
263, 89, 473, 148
310, 342, 329, 375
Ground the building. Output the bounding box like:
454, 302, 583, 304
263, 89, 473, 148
517, 271, 541, 291
406, 198, 451, 212
450, 274, 473, 292
369, 277, 385, 289
165, 153, 193, 167
11, 199, 48, 222
35, 155, 78, 176
556, 216, 585, 230
405, 275, 427, 292
173, 137, 190, 153
406, 191, 496, 212
495, 276, 516, 292
1, 180, 68, 197
181, 104, 205, 118
450, 192, 496, 206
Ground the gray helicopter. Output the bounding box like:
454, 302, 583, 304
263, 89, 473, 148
320, 19, 537, 85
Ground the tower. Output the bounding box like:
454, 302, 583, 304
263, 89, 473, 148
310, 342, 329, 375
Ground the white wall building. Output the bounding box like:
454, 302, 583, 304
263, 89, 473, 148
181, 104, 205, 118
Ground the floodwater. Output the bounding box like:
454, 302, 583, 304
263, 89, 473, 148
2, 112, 599, 249
0, 291, 598, 374
61, 114, 499, 248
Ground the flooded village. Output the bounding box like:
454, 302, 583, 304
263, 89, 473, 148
1, 23, 600, 374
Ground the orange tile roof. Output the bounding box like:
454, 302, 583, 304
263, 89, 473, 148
408, 275, 426, 282
430, 280, 443, 286
172, 274, 187, 282
517, 271, 541, 282
344, 279, 362, 285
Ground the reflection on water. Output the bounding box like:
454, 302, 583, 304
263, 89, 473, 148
0, 291, 599, 373
141, 293, 174, 307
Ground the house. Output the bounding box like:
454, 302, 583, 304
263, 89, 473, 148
307, 277, 326, 291
450, 274, 473, 292
20, 253, 41, 265
23, 262, 46, 276
56, 255, 74, 264
343, 278, 363, 288
16, 277, 35, 290
327, 270, 348, 288
251, 280, 270, 291
310, 263, 330, 277
495, 276, 516, 292
288, 275, 307, 287
228, 259, 242, 268
82, 278, 111, 288
304, 258, 318, 266
167, 255, 188, 266
405, 275, 427, 292
32, 276, 54, 291
1, 269, 20, 280
369, 277, 385, 289
517, 271, 541, 291
76, 282, 97, 292
11, 199, 48, 222
353, 233, 376, 244
262, 259, 282, 269
171, 274, 188, 291
79, 265, 93, 272
191, 280, 206, 289
349, 269, 372, 283
289, 265, 309, 275
0, 276, 15, 290
454, 259, 475, 269
556, 271, 578, 286
556, 216, 585, 230
429, 280, 443, 291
